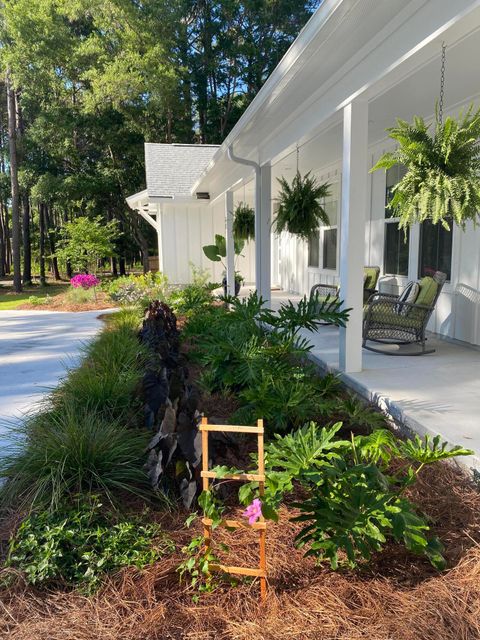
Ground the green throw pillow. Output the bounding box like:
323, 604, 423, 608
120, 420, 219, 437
415, 277, 438, 307
364, 267, 379, 290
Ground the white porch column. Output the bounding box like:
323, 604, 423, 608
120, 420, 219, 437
156, 204, 164, 273
256, 162, 272, 306
225, 190, 235, 296
339, 99, 369, 373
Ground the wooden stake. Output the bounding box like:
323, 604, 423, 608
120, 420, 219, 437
201, 416, 211, 549
257, 419, 267, 602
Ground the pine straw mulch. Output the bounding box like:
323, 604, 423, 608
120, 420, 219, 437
1, 462, 479, 640
17, 291, 114, 312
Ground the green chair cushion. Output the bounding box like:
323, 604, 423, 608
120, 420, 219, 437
415, 277, 438, 307
365, 307, 424, 330
364, 267, 380, 291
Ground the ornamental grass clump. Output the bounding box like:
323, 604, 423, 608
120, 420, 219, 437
371, 105, 480, 230
274, 171, 331, 239
0, 311, 149, 511
0, 404, 150, 511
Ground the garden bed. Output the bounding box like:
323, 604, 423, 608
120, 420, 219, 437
0, 290, 479, 640
0, 463, 479, 640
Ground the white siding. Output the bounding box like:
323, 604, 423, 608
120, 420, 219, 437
160, 201, 254, 285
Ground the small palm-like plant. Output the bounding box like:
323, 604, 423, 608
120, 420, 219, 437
372, 105, 480, 230
233, 202, 255, 241
274, 171, 331, 239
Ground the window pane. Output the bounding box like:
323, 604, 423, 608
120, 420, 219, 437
385, 165, 407, 219
323, 228, 337, 270
308, 230, 319, 268
419, 220, 452, 280
384, 223, 409, 276
324, 201, 338, 226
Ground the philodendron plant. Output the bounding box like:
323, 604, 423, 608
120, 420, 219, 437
371, 105, 480, 230
199, 422, 473, 571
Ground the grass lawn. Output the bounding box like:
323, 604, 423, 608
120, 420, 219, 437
0, 282, 68, 310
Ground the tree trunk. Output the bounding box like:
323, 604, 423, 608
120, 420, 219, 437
6, 69, 22, 293
22, 193, 32, 284
0, 202, 6, 277
39, 203, 46, 286
119, 256, 126, 276
111, 256, 118, 276
44, 204, 61, 280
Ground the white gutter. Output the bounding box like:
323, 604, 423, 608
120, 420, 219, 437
227, 144, 262, 294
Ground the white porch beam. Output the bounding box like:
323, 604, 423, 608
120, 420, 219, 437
257, 163, 272, 306
339, 99, 369, 373
225, 190, 235, 296
137, 208, 160, 232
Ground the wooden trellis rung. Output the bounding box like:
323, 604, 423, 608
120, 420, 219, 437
202, 517, 267, 531
201, 471, 265, 482
200, 416, 267, 602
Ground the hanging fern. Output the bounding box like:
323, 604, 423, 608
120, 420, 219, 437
233, 202, 255, 241
371, 105, 480, 230
274, 172, 331, 240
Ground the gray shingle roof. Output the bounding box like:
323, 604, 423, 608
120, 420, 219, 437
145, 143, 219, 198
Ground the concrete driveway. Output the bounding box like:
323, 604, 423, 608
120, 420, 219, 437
0, 309, 115, 451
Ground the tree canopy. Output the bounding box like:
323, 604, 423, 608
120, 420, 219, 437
0, 0, 320, 288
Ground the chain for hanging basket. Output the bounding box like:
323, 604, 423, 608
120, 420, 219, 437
371, 39, 480, 231
438, 42, 447, 125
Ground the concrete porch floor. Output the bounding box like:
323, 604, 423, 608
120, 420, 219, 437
267, 289, 480, 474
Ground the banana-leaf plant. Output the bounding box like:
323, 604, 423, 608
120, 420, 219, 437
274, 172, 331, 240
203, 234, 245, 292
371, 105, 480, 230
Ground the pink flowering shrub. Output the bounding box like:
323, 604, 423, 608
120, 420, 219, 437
70, 274, 100, 289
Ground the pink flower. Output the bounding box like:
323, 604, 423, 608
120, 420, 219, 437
70, 274, 100, 289
242, 498, 262, 525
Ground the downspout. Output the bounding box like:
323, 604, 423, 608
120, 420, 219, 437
227, 144, 262, 294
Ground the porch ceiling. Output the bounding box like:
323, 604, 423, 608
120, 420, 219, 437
195, 0, 480, 199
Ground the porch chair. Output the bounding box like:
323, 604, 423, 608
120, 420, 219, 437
310, 265, 380, 305
362, 271, 447, 355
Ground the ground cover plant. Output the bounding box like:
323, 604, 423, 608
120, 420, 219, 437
4, 497, 174, 593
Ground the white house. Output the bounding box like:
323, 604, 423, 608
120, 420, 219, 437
127, 0, 480, 377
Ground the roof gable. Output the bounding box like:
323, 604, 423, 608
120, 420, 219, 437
145, 143, 219, 198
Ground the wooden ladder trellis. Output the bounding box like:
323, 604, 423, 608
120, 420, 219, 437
200, 416, 267, 602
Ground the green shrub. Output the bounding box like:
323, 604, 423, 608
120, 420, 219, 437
28, 295, 47, 306
0, 405, 150, 511
168, 266, 216, 317
4, 497, 174, 592
233, 368, 339, 434
65, 286, 96, 304
106, 272, 169, 307
168, 283, 213, 316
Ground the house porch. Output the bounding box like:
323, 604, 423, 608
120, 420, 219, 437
268, 289, 480, 474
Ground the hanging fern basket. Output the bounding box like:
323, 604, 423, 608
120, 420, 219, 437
372, 105, 480, 230
233, 202, 255, 241
274, 171, 331, 240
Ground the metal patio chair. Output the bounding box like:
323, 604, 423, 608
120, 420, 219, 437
362, 271, 447, 355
